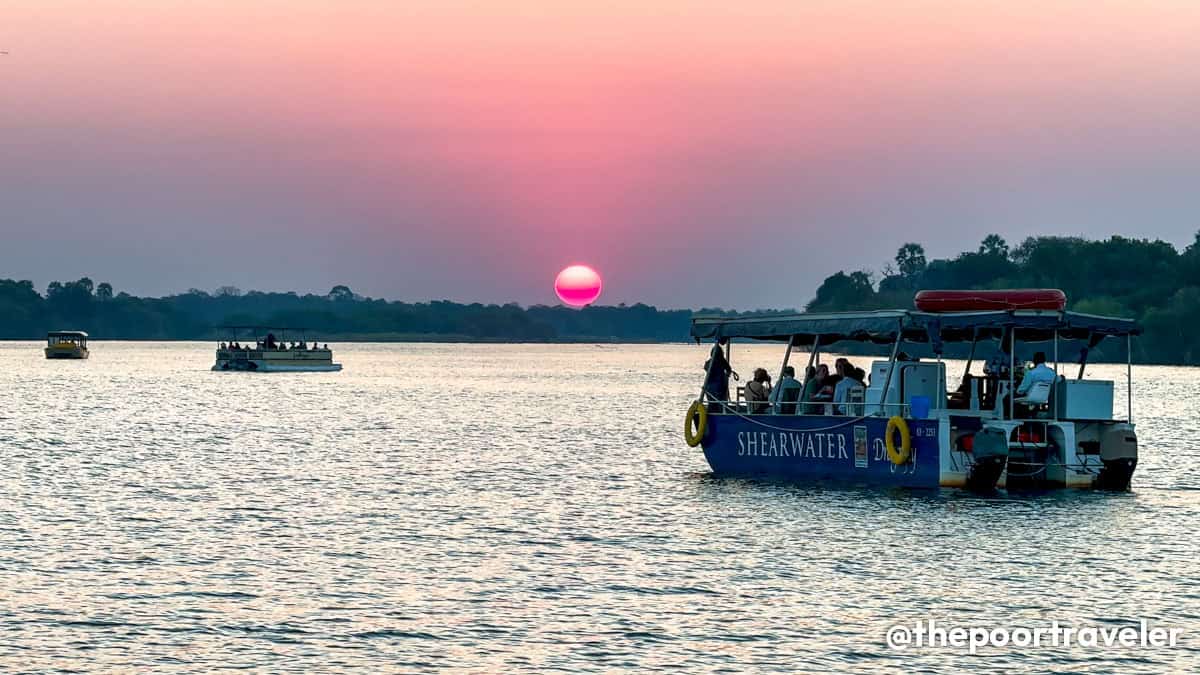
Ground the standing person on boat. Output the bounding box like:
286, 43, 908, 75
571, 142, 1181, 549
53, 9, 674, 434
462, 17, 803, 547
702, 338, 738, 405
769, 366, 803, 414
744, 368, 773, 414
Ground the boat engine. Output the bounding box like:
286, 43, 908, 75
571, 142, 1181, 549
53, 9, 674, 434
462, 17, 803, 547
1094, 423, 1138, 491
966, 425, 1009, 492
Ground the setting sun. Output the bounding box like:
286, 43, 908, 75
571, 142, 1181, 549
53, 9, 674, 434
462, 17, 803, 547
554, 265, 602, 306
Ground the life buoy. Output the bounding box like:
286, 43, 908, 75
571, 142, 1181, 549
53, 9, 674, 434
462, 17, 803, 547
885, 416, 911, 465
684, 400, 707, 447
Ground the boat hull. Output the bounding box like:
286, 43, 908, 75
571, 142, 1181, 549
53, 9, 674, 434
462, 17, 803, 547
45, 348, 89, 359
212, 360, 341, 372
700, 413, 942, 488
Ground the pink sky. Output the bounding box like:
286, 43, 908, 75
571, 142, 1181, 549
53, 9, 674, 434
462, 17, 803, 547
2, 1, 1199, 308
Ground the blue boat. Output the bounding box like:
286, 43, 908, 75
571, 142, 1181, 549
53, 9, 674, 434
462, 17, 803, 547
685, 302, 1141, 491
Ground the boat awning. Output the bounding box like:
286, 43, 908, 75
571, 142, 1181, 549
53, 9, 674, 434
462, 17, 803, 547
690, 310, 1141, 345
691, 310, 920, 344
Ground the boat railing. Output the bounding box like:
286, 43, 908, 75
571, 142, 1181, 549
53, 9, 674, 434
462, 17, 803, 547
709, 398, 911, 418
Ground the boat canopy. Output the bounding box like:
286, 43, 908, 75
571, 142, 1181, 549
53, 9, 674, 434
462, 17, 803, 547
47, 330, 88, 338
690, 309, 1141, 347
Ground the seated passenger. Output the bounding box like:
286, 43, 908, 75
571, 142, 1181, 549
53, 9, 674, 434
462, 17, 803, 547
1017, 351, 1056, 397
802, 364, 829, 414
744, 368, 772, 414
769, 366, 803, 414
833, 363, 866, 414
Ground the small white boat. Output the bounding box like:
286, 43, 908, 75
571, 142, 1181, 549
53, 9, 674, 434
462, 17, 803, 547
213, 326, 342, 372
45, 331, 90, 359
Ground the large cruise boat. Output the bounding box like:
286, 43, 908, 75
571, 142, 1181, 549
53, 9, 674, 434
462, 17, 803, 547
213, 326, 342, 372
685, 290, 1140, 492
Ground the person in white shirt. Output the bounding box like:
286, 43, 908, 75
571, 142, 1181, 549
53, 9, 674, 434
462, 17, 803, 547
1017, 351, 1056, 396
834, 364, 866, 415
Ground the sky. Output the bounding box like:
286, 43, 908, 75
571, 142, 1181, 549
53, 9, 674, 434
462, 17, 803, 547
2, 1, 1199, 309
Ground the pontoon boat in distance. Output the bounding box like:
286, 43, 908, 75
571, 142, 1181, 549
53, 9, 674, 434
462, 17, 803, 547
213, 326, 342, 372
45, 331, 89, 359
685, 291, 1140, 491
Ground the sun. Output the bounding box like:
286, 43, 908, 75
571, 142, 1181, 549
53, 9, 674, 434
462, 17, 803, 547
554, 265, 602, 307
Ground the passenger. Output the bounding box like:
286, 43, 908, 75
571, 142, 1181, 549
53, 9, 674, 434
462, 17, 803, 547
744, 368, 772, 414
804, 364, 832, 413
798, 366, 819, 414
769, 366, 803, 414
701, 338, 739, 406
833, 362, 865, 414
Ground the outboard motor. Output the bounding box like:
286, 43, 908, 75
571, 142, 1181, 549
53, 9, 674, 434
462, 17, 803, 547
966, 425, 1009, 492
1095, 423, 1138, 491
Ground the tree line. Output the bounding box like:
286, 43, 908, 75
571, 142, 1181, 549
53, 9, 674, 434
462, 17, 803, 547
2, 232, 1199, 362
806, 233, 1200, 364
0, 279, 700, 342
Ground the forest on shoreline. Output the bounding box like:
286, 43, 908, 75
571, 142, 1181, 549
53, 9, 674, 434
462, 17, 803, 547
3, 233, 1199, 363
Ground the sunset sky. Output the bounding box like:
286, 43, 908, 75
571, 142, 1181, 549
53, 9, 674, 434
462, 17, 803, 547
2, 1, 1199, 308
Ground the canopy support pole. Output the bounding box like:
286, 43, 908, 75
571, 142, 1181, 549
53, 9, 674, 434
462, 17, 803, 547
805, 336, 821, 374
1053, 329, 1059, 421
698, 338, 719, 402
1077, 331, 1092, 380
1127, 334, 1133, 424
878, 321, 904, 417
1009, 329, 1016, 420
963, 329, 978, 379
778, 337, 795, 385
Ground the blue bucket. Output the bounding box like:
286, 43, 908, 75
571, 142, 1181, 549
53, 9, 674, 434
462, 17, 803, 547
909, 395, 931, 419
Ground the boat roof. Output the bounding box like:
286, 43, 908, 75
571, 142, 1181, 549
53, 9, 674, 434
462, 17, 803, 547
690, 309, 1141, 344
217, 325, 310, 333
48, 330, 88, 337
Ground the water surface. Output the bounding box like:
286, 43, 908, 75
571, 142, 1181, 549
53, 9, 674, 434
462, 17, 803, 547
0, 342, 1197, 672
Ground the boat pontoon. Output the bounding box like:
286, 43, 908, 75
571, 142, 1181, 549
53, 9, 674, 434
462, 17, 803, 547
685, 292, 1140, 491
213, 326, 342, 372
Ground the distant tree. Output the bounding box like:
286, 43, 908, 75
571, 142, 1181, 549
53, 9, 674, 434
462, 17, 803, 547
895, 243, 927, 278
186, 288, 210, 297
329, 285, 354, 302
807, 270, 877, 311
96, 282, 113, 301
978, 234, 1009, 258
75, 277, 94, 295
215, 286, 242, 297
47, 281, 63, 298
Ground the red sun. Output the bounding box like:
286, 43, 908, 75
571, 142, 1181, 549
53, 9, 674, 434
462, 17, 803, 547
554, 265, 603, 306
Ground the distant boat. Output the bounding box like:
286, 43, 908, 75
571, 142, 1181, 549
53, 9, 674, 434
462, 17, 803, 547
212, 326, 342, 372
45, 331, 89, 359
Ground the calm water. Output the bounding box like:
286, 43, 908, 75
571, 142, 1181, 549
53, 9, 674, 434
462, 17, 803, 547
1, 341, 1198, 672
